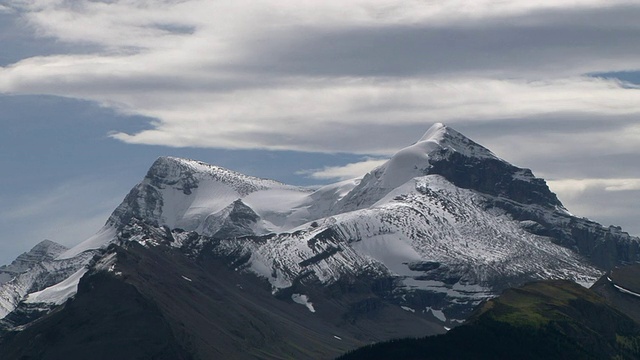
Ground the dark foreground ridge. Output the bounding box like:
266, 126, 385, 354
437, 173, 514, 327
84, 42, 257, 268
0, 233, 443, 360
337, 280, 640, 360
592, 264, 640, 324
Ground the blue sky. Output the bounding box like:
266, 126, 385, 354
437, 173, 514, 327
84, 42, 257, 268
1, 0, 640, 265
0, 94, 371, 264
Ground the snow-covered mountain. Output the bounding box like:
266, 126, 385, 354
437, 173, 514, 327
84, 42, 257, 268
0, 240, 93, 324
1, 123, 638, 357
0, 240, 67, 285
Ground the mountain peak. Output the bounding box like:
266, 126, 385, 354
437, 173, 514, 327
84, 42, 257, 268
337, 123, 563, 212
108, 154, 305, 233
149, 156, 224, 176
418, 122, 447, 142
145, 156, 288, 193
0, 240, 68, 285
14, 240, 68, 263
416, 123, 497, 160
367, 123, 498, 188
31, 239, 67, 253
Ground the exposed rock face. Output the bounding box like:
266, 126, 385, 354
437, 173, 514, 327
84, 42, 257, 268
208, 199, 261, 239
429, 151, 562, 208
0, 239, 445, 360
0, 240, 68, 285
486, 192, 640, 270
0, 240, 93, 325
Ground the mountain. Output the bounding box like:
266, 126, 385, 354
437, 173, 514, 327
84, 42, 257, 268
0, 238, 444, 359
591, 264, 640, 324
0, 240, 67, 285
0, 239, 94, 330
0, 123, 638, 358
337, 280, 640, 360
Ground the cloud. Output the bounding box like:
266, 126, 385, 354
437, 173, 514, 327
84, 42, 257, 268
0, 5, 13, 14
1, 1, 640, 155
545, 178, 640, 235
548, 178, 640, 199
241, 6, 640, 78
298, 158, 388, 180
3, 63, 640, 155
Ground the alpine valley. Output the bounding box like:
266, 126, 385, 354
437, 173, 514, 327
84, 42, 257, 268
0, 123, 638, 359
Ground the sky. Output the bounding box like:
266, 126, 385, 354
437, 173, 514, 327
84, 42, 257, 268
1, 0, 640, 265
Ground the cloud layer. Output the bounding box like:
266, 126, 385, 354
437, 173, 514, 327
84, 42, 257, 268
1, 0, 640, 235
298, 158, 388, 180
1, 1, 640, 153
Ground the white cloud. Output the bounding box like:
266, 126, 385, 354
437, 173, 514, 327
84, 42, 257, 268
3, 63, 640, 155
0, 5, 14, 13
548, 178, 640, 199
1, 0, 640, 156
105, 77, 640, 150
299, 158, 388, 180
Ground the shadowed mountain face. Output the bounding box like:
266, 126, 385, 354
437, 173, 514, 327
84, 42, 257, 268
338, 280, 640, 360
0, 270, 191, 360
0, 236, 444, 360
591, 264, 640, 324
0, 123, 639, 359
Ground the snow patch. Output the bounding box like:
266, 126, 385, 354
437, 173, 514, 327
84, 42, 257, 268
291, 293, 316, 313
57, 226, 117, 260
25, 267, 88, 305
94, 252, 117, 273
426, 307, 447, 322
613, 284, 640, 298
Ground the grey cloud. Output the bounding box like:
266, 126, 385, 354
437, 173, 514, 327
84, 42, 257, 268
0, 12, 101, 67
235, 5, 640, 78
560, 187, 640, 236
150, 23, 196, 35
540, 153, 640, 179
451, 114, 640, 178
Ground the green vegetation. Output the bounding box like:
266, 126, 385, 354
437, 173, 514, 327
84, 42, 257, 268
338, 280, 640, 360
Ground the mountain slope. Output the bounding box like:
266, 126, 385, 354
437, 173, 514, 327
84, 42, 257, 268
0, 266, 192, 360
0, 233, 444, 360
591, 264, 640, 324
0, 240, 68, 285
337, 280, 640, 360
0, 240, 93, 325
